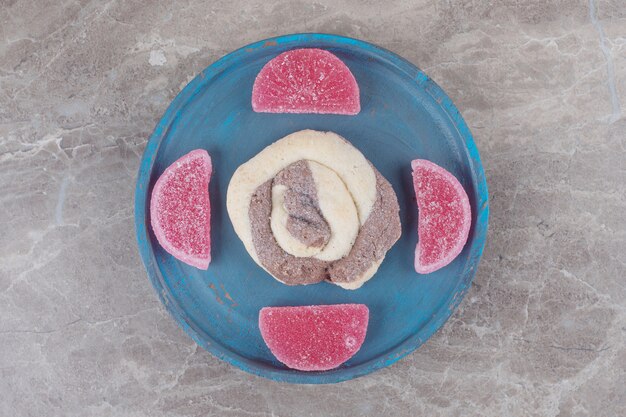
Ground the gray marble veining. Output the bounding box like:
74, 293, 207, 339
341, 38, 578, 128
1, 1, 624, 416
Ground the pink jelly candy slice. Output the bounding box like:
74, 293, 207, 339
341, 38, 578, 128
412, 159, 471, 274
251, 48, 360, 115
150, 149, 212, 270
259, 304, 369, 371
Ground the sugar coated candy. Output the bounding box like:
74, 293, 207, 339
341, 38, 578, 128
252, 48, 360, 115
412, 159, 471, 274
150, 149, 212, 269
259, 304, 369, 371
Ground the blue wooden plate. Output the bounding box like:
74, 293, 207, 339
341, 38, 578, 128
135, 34, 489, 384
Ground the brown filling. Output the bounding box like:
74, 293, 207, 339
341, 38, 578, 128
248, 160, 401, 286
273, 161, 331, 248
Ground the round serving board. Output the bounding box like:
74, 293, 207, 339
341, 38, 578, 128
135, 33, 489, 383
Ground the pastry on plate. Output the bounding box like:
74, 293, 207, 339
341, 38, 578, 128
227, 130, 400, 289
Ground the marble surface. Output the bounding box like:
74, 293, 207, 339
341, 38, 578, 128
1, 0, 625, 416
